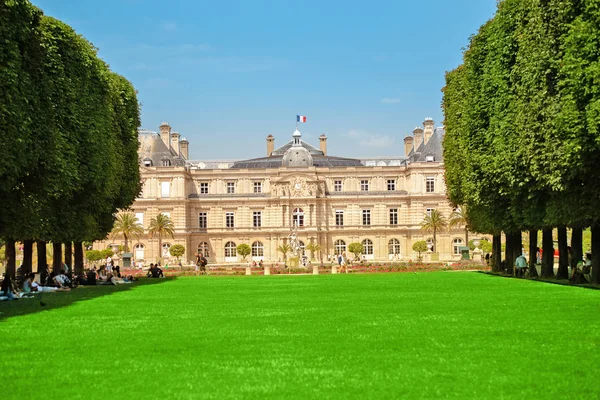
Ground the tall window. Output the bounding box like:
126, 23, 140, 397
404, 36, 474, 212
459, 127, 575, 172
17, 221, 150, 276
224, 241, 237, 257
227, 182, 235, 194
426, 176, 435, 193
298, 241, 306, 255
135, 212, 144, 226
334, 239, 346, 255
427, 238, 434, 252
453, 238, 464, 255
226, 212, 234, 228
161, 181, 170, 198
198, 212, 207, 229
253, 211, 262, 227
362, 209, 371, 226
388, 239, 401, 255
387, 179, 396, 191
134, 244, 145, 260
360, 180, 369, 191
162, 159, 171, 167
362, 239, 373, 255
335, 210, 344, 226
389, 208, 398, 225
197, 242, 210, 258
293, 208, 304, 227
334, 180, 342, 192
252, 241, 264, 257
426, 208, 435, 217
199, 182, 209, 194
254, 182, 262, 193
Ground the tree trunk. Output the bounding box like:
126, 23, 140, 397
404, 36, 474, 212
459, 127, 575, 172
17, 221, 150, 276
5, 238, 16, 279
52, 242, 62, 274
37, 240, 47, 281
556, 226, 569, 279
157, 236, 162, 264
433, 229, 437, 253
492, 234, 502, 272
74, 242, 84, 276
570, 227, 583, 271
22, 239, 34, 276
465, 227, 469, 247
528, 230, 538, 278
505, 232, 516, 275
541, 228, 555, 278
64, 242, 73, 273
591, 225, 600, 284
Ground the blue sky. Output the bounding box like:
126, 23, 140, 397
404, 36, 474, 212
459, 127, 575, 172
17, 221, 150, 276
32, 0, 497, 160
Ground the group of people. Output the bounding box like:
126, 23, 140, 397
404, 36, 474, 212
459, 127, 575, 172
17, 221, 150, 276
513, 249, 593, 282
195, 253, 208, 275
337, 252, 349, 273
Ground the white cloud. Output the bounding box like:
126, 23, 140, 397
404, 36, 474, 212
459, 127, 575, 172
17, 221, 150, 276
139, 43, 211, 54
381, 97, 401, 104
343, 129, 395, 148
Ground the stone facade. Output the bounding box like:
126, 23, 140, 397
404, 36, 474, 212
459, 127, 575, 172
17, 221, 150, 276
97, 119, 469, 264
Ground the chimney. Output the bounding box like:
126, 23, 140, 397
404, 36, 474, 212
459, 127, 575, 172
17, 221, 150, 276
423, 118, 435, 145
319, 133, 327, 155
159, 122, 171, 147
404, 136, 414, 157
179, 137, 189, 160
170, 131, 181, 155
413, 127, 424, 151
266, 134, 274, 156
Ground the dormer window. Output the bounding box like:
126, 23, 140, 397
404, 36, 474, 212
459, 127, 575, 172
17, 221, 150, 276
161, 157, 171, 167
143, 158, 152, 167
426, 155, 435, 162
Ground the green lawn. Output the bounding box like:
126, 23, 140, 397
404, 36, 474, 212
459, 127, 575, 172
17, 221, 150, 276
1, 273, 598, 399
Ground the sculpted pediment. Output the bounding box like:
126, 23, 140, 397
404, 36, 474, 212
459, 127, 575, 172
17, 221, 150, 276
270, 172, 324, 198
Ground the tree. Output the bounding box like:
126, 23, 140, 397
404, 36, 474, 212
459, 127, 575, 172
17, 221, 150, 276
236, 244, 251, 261
169, 244, 185, 262
305, 241, 321, 261
420, 210, 448, 252
347, 242, 364, 262
148, 214, 175, 262
449, 206, 470, 244
111, 212, 144, 252
412, 241, 428, 262
277, 244, 291, 261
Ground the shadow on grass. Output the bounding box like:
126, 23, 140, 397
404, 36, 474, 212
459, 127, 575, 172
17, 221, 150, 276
477, 271, 599, 291
0, 277, 175, 321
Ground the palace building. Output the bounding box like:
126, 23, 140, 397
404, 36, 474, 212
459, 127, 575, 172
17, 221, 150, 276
99, 119, 468, 264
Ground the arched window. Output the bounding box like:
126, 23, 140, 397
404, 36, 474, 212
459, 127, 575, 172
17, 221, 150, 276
134, 244, 145, 260
162, 243, 171, 257
334, 239, 346, 255
298, 240, 305, 255
388, 239, 401, 255
252, 241, 264, 257
453, 238, 464, 255
225, 241, 237, 258
293, 208, 304, 227
197, 242, 210, 258
362, 239, 373, 255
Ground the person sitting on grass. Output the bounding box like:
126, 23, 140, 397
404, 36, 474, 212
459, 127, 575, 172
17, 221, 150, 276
148, 263, 164, 278
54, 269, 71, 288
571, 253, 593, 284
1, 275, 20, 300
23, 273, 69, 293
514, 253, 528, 277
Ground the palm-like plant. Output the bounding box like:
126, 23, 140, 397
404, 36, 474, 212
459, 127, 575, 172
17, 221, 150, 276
305, 241, 321, 260
449, 206, 469, 244
148, 214, 175, 262
111, 212, 144, 252
277, 243, 291, 261
420, 210, 448, 252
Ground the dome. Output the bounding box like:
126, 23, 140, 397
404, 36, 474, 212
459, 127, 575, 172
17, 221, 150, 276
282, 146, 313, 167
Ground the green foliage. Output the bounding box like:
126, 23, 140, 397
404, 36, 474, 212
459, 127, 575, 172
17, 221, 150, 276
236, 244, 251, 260
276, 244, 291, 261
420, 210, 448, 252
468, 239, 492, 253
412, 241, 428, 259
169, 244, 185, 260
111, 212, 144, 252
305, 242, 321, 260
348, 243, 364, 260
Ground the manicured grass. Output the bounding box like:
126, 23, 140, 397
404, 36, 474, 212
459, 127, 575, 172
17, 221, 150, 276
0, 273, 598, 399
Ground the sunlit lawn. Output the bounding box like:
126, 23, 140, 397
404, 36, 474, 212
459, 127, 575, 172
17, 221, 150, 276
0, 273, 598, 399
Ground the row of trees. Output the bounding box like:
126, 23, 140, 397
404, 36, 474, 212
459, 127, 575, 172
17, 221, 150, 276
443, 0, 600, 283
1, 0, 141, 280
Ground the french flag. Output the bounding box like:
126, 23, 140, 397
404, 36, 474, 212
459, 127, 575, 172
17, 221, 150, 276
297, 115, 307, 123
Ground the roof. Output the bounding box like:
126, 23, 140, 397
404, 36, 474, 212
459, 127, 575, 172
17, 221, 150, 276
138, 132, 186, 167
271, 140, 324, 156
406, 127, 445, 164
231, 154, 363, 169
